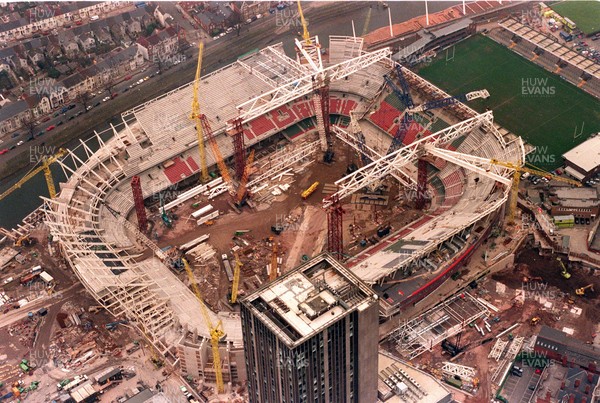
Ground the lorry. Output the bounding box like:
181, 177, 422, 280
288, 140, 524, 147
559, 31, 573, 42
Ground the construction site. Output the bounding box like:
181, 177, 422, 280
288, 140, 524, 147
1, 1, 600, 402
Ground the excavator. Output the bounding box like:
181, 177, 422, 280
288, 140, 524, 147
576, 284, 594, 296
556, 258, 571, 279
530, 317, 541, 325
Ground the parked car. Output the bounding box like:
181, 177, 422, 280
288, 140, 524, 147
0, 148, 8, 155
53, 112, 60, 117
11, 132, 20, 138
56, 120, 63, 126
46, 125, 55, 131
102, 96, 110, 102
16, 140, 24, 146
86, 105, 93, 111
68, 103, 76, 109
41, 116, 51, 122
585, 218, 591, 225
36, 131, 44, 137
9, 145, 16, 150
125, 75, 132, 80
94, 101, 101, 107
68, 115, 75, 121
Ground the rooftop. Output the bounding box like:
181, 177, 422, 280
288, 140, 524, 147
242, 253, 377, 347
563, 135, 600, 173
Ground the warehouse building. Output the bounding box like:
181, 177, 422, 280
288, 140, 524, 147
562, 135, 600, 181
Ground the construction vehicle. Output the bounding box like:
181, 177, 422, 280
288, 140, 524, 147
488, 159, 581, 224
301, 182, 319, 199
15, 235, 32, 247
270, 239, 278, 281
181, 257, 225, 393
159, 194, 172, 228
576, 284, 594, 296
190, 42, 209, 183
105, 320, 128, 330
556, 258, 571, 279
530, 317, 541, 325
0, 148, 66, 202
230, 251, 242, 304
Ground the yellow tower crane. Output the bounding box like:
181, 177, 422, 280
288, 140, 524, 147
297, 0, 311, 45
181, 257, 225, 393
488, 159, 581, 224
190, 42, 209, 183
230, 251, 242, 304
270, 240, 278, 282
0, 148, 66, 202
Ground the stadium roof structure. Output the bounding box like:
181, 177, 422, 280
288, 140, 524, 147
562, 135, 600, 173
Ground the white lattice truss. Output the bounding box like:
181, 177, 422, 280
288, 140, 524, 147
488, 339, 509, 362
441, 362, 477, 382
234, 47, 392, 125
390, 292, 489, 360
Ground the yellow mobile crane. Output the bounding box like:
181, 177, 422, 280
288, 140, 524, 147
181, 257, 225, 393
297, 0, 311, 45
190, 42, 209, 183
230, 251, 242, 304
270, 240, 278, 281
0, 148, 66, 202
576, 284, 594, 296
488, 159, 581, 224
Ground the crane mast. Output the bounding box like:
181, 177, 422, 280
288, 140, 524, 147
181, 257, 225, 393
191, 42, 209, 183
297, 0, 311, 45
230, 251, 242, 303
0, 148, 66, 201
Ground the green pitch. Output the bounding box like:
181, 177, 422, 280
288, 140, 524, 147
417, 35, 600, 170
550, 1, 600, 35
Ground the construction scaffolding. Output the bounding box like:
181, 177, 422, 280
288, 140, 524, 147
130, 175, 147, 232
389, 292, 489, 359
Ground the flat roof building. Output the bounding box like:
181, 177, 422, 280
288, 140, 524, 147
563, 135, 600, 181
241, 253, 379, 403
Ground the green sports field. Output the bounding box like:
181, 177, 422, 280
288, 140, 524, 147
550, 1, 600, 35
417, 35, 600, 170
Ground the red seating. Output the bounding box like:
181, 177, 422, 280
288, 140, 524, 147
370, 101, 399, 132
164, 157, 193, 184
186, 156, 199, 172
248, 115, 276, 137
292, 101, 313, 119
272, 105, 298, 128
342, 100, 357, 115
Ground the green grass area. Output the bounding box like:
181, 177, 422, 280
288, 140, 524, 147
550, 1, 600, 35
417, 35, 600, 170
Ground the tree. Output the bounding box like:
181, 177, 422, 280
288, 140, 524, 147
101, 58, 118, 97
22, 109, 37, 140
47, 67, 60, 79
145, 22, 158, 37
76, 91, 91, 112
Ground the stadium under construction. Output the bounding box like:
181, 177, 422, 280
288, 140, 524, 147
8, 18, 548, 394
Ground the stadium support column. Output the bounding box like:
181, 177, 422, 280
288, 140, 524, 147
131, 175, 147, 232
416, 158, 428, 210
231, 118, 246, 181
327, 196, 344, 260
